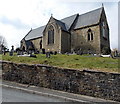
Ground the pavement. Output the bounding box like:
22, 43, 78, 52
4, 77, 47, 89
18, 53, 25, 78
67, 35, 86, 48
1, 80, 120, 103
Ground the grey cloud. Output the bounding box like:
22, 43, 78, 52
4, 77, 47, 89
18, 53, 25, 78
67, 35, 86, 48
0, 16, 30, 29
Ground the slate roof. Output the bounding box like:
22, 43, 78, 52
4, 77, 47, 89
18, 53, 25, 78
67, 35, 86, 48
25, 26, 45, 41
74, 7, 103, 29
23, 7, 103, 41
61, 14, 78, 31
55, 19, 67, 31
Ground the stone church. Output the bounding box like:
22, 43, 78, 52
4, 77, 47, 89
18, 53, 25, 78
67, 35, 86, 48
21, 6, 111, 54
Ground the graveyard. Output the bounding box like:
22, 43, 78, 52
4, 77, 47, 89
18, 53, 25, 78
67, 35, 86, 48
2, 52, 119, 73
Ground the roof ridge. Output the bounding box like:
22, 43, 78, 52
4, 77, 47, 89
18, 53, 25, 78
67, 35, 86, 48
74, 7, 103, 29
61, 13, 79, 21
24, 29, 32, 40
79, 7, 103, 17
32, 25, 45, 30
54, 18, 66, 25
58, 7, 102, 21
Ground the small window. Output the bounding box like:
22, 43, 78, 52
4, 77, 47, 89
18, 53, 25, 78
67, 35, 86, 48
87, 29, 94, 41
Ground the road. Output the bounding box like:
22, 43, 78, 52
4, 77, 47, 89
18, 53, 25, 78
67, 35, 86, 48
2, 86, 69, 102
1, 80, 120, 103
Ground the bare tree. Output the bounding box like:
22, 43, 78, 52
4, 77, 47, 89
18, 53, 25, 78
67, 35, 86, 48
0, 35, 7, 54
0, 35, 7, 46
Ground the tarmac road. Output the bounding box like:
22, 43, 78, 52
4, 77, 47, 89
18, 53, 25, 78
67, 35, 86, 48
1, 80, 120, 103
2, 86, 69, 102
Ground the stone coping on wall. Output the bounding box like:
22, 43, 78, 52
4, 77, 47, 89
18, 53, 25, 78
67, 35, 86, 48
1, 60, 120, 75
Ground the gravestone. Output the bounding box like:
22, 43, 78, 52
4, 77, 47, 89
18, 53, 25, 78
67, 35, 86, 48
9, 51, 13, 56
9, 45, 14, 56
42, 48, 45, 54
46, 52, 51, 58
17, 50, 21, 55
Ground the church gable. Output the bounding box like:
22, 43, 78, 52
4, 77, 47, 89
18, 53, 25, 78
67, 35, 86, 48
42, 16, 62, 53
99, 7, 110, 54
99, 7, 109, 36
43, 16, 69, 34
100, 7, 109, 26
47, 25, 54, 45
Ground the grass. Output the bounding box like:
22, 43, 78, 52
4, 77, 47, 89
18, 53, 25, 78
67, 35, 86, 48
2, 53, 119, 73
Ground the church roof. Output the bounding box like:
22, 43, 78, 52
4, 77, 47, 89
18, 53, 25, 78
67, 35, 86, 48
23, 7, 103, 41
74, 7, 103, 29
61, 14, 78, 30
25, 26, 45, 41
55, 19, 67, 31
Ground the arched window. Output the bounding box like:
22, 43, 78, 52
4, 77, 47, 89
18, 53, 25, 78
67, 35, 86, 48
87, 29, 94, 41
48, 25, 54, 44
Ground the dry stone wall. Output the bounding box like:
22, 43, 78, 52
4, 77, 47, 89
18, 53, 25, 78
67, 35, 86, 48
1, 61, 120, 102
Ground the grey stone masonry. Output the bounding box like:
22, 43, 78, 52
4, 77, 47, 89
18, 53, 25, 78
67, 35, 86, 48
1, 61, 120, 102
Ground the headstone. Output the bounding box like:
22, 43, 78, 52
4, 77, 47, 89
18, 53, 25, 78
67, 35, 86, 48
42, 48, 45, 54
9, 51, 13, 56
17, 50, 21, 55
46, 52, 51, 58
114, 50, 118, 57
9, 45, 14, 56
54, 51, 57, 55
29, 50, 32, 55
11, 45, 14, 51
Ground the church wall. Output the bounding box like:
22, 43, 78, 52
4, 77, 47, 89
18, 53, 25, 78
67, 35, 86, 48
71, 25, 101, 54
99, 10, 111, 54
42, 18, 61, 53
61, 31, 71, 53
31, 37, 42, 51
20, 39, 27, 51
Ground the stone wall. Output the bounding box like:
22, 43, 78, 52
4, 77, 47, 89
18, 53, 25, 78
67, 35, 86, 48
71, 25, 101, 54
1, 61, 120, 102
31, 37, 42, 51
99, 9, 111, 54
61, 31, 71, 53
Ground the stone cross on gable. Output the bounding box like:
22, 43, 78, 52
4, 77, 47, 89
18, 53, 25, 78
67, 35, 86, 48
102, 3, 104, 7
51, 13, 53, 17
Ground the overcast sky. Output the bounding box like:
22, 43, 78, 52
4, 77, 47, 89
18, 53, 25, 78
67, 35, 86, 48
0, 0, 119, 50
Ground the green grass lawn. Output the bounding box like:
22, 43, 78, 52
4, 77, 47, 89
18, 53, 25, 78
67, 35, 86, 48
2, 53, 119, 73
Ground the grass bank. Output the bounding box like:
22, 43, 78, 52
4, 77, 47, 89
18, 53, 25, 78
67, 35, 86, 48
2, 54, 119, 73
